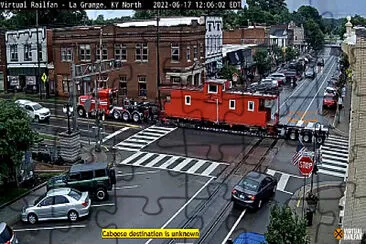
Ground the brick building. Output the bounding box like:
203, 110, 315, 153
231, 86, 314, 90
223, 26, 269, 45
0, 30, 6, 91
52, 17, 207, 101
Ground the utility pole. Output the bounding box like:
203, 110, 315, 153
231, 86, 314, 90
36, 10, 41, 100
156, 10, 162, 111
95, 28, 102, 152
71, 63, 78, 132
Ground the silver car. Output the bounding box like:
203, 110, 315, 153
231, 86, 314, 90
22, 188, 91, 224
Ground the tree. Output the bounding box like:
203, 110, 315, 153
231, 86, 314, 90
0, 100, 38, 186
254, 49, 271, 78
284, 46, 298, 62
304, 19, 325, 51
93, 14, 105, 25
218, 64, 240, 81
265, 205, 308, 244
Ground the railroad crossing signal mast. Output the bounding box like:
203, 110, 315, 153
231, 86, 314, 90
70, 29, 122, 151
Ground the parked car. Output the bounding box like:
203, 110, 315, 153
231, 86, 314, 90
15, 99, 51, 122
305, 68, 316, 79
268, 73, 286, 85
317, 57, 325, 66
324, 87, 337, 96
22, 188, 91, 225
0, 222, 18, 244
231, 171, 277, 210
323, 95, 337, 109
47, 162, 116, 201
261, 78, 278, 89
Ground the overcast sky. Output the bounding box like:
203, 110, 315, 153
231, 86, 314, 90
86, 0, 366, 20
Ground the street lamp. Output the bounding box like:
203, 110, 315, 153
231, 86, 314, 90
63, 103, 74, 134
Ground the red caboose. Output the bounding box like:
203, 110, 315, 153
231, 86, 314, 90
161, 79, 279, 130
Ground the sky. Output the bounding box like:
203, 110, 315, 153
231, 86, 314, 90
86, 0, 366, 20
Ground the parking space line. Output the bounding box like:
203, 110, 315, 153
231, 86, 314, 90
13, 224, 86, 232
221, 209, 247, 244
114, 185, 140, 190
91, 203, 115, 207
117, 170, 160, 177
145, 177, 215, 244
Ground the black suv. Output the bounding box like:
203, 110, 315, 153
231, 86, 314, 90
47, 162, 116, 201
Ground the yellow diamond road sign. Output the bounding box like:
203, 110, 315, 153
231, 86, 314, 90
41, 73, 47, 83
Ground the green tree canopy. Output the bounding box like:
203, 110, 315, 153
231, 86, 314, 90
265, 205, 308, 244
304, 19, 325, 51
0, 100, 38, 185
254, 49, 271, 77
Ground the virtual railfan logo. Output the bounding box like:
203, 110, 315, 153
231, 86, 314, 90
334, 228, 363, 241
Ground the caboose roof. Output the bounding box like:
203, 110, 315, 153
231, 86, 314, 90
205, 79, 228, 84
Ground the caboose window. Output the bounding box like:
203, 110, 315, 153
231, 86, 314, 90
229, 100, 236, 110
208, 84, 218, 94
185, 95, 191, 105
248, 101, 254, 111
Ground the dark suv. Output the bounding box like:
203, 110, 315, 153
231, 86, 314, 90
47, 162, 116, 201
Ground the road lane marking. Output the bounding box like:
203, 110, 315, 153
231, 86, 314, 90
114, 185, 140, 190
13, 225, 86, 232
300, 57, 337, 121
145, 177, 215, 244
277, 174, 290, 192
221, 209, 247, 244
117, 170, 160, 177
102, 127, 130, 143
91, 203, 115, 207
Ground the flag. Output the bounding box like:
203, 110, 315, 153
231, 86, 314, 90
292, 145, 307, 165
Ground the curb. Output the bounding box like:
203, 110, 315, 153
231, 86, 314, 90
0, 181, 47, 210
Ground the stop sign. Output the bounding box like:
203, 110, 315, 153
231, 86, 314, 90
298, 156, 314, 176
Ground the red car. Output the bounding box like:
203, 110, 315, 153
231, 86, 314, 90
323, 95, 337, 108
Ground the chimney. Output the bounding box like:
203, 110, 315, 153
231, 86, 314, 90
345, 16, 353, 37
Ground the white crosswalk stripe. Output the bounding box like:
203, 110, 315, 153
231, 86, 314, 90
118, 152, 229, 178
318, 135, 349, 179
113, 126, 177, 152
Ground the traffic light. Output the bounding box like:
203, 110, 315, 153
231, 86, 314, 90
109, 60, 122, 69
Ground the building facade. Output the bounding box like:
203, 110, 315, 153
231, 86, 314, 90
205, 16, 223, 78
223, 26, 268, 46
52, 17, 207, 101
5, 28, 51, 94
0, 31, 6, 91
269, 25, 294, 48
287, 21, 305, 52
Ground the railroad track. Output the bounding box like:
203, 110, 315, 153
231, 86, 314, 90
164, 137, 278, 244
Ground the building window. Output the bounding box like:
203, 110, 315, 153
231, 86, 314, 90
171, 42, 180, 62
61, 47, 72, 62
216, 22, 221, 31
186, 46, 190, 61
171, 76, 181, 84
138, 75, 147, 96
248, 101, 254, 111
208, 84, 218, 94
10, 44, 18, 61
80, 44, 91, 61
185, 95, 191, 105
229, 100, 236, 110
24, 44, 32, 61
208, 23, 212, 31
200, 43, 204, 58
119, 75, 127, 96
295, 36, 298, 40
96, 44, 108, 61
115, 44, 127, 61
136, 43, 148, 62
193, 45, 198, 60
62, 75, 71, 93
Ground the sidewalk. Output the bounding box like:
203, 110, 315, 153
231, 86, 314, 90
332, 84, 351, 137
287, 181, 344, 244
0, 91, 67, 104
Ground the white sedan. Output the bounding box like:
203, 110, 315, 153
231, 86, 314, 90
15, 99, 51, 122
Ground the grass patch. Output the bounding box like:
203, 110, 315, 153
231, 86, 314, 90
0, 187, 29, 206
37, 172, 62, 182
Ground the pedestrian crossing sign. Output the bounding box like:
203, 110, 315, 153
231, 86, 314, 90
41, 73, 47, 83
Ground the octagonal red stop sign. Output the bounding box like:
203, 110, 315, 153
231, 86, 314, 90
298, 156, 314, 176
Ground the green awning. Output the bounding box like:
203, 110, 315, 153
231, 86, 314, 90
7, 68, 47, 76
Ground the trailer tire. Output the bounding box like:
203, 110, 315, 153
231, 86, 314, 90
303, 133, 312, 143
113, 110, 120, 120
316, 136, 324, 145
77, 107, 86, 117
132, 112, 141, 123
122, 111, 130, 122
289, 130, 297, 140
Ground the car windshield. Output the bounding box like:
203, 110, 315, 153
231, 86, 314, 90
33, 103, 43, 110
240, 178, 259, 191
34, 192, 47, 205
326, 88, 335, 93
0, 225, 13, 242
68, 189, 82, 201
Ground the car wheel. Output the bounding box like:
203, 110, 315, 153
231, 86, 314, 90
113, 110, 120, 120
78, 107, 85, 117
28, 213, 38, 224
96, 188, 108, 201
122, 112, 130, 122
68, 210, 78, 222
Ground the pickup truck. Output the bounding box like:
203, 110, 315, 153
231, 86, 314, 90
15, 99, 51, 122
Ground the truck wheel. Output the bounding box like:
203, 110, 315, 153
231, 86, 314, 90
303, 133, 311, 143
122, 111, 130, 122
113, 110, 120, 120
316, 136, 324, 145
96, 188, 108, 201
289, 131, 297, 140
132, 112, 140, 123
77, 107, 85, 117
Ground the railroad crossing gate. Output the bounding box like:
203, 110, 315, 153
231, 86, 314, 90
298, 155, 314, 176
